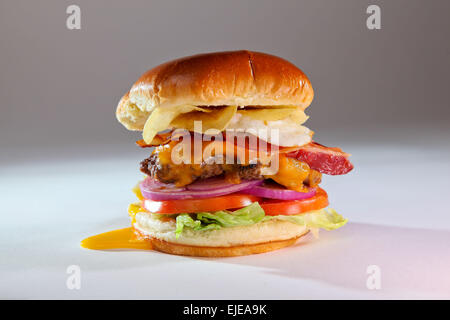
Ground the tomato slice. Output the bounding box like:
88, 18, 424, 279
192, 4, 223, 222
142, 188, 328, 215
142, 193, 261, 214
259, 188, 329, 215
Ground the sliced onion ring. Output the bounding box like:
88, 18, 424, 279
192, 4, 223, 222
140, 177, 263, 201
241, 183, 316, 200
142, 178, 186, 192
186, 177, 244, 191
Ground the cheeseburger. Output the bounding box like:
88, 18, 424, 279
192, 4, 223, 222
82, 50, 353, 256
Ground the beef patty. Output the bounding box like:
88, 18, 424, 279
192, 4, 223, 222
140, 153, 263, 186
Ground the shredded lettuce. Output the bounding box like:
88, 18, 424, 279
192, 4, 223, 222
175, 213, 220, 237
173, 202, 347, 238
175, 203, 265, 238
269, 208, 348, 231
197, 202, 266, 227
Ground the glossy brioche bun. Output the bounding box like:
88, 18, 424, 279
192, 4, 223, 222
133, 212, 310, 257
116, 50, 314, 131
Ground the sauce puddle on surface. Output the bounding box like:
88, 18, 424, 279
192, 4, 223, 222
81, 227, 152, 250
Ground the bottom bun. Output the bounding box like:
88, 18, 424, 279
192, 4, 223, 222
133, 212, 310, 257
144, 233, 308, 257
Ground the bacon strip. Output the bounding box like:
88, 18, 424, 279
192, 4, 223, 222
136, 132, 173, 148
287, 142, 354, 175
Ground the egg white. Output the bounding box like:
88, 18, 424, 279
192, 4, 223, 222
226, 113, 312, 147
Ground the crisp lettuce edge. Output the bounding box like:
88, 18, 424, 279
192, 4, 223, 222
173, 202, 347, 239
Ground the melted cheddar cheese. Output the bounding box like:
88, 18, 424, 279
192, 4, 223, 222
266, 156, 311, 192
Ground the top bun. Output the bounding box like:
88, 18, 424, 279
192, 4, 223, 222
117, 50, 314, 131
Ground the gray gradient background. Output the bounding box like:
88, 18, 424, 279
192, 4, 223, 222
1, 0, 450, 299
1, 0, 449, 159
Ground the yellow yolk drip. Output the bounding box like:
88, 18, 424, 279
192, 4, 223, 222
80, 227, 152, 250
80, 201, 152, 251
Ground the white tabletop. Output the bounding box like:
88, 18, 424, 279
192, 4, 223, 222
1, 143, 450, 299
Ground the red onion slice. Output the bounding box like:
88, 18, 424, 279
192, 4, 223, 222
186, 177, 243, 191
140, 177, 263, 201
142, 178, 186, 192
241, 183, 316, 200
